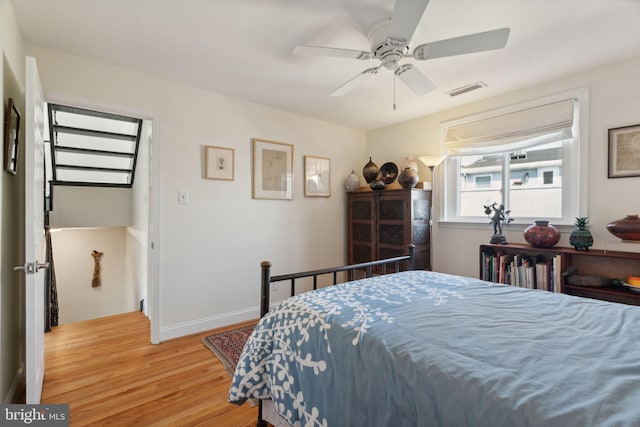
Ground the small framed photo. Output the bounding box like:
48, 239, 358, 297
205, 145, 234, 180
4, 98, 21, 175
608, 124, 640, 178
252, 138, 293, 200
304, 155, 331, 197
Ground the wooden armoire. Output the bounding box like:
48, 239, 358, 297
347, 188, 431, 270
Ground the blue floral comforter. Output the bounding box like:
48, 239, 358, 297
228, 270, 640, 427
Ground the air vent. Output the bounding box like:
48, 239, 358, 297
447, 81, 486, 97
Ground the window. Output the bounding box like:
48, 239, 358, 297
46, 103, 142, 187
442, 89, 588, 225
542, 170, 554, 185
474, 175, 492, 187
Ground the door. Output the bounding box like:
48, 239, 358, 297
17, 56, 47, 403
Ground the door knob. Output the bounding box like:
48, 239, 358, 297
14, 263, 34, 273
13, 261, 49, 274
36, 262, 50, 272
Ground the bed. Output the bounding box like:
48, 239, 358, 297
228, 248, 640, 426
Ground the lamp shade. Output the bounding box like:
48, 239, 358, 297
418, 155, 447, 168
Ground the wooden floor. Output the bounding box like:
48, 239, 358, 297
41, 312, 259, 426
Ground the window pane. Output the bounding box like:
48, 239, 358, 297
56, 151, 134, 170
55, 110, 139, 136
56, 169, 131, 185
55, 133, 136, 153
508, 141, 562, 218
459, 154, 502, 217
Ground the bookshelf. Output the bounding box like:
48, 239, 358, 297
479, 243, 640, 306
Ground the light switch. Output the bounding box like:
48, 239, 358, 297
178, 190, 189, 204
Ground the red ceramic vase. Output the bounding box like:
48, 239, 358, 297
524, 220, 560, 248
606, 215, 640, 241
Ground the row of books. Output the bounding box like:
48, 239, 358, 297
481, 251, 563, 292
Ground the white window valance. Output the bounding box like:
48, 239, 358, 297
444, 99, 575, 156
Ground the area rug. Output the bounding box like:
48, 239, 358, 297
202, 323, 255, 377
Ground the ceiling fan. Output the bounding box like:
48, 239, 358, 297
293, 0, 510, 97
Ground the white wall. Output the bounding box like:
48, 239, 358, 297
128, 119, 151, 315
50, 227, 137, 324
0, 0, 26, 404
49, 186, 133, 228
26, 44, 367, 340
368, 54, 640, 278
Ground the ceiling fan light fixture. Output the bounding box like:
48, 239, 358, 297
447, 81, 486, 97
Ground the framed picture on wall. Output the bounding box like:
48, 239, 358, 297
205, 145, 234, 180
608, 124, 640, 178
252, 138, 293, 200
304, 155, 331, 197
4, 98, 21, 175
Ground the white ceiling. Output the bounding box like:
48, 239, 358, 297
11, 0, 640, 130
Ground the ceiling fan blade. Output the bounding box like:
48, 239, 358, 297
330, 67, 379, 96
394, 64, 434, 95
294, 45, 372, 60
412, 27, 510, 60
389, 0, 430, 42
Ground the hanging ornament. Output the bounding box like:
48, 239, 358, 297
91, 250, 104, 288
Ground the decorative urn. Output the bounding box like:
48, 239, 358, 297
569, 217, 593, 251
369, 179, 386, 191
398, 167, 419, 188
378, 162, 399, 184
524, 220, 561, 248
606, 215, 640, 241
401, 157, 419, 173
362, 157, 379, 184
344, 170, 360, 192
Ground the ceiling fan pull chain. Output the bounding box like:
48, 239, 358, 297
393, 73, 397, 111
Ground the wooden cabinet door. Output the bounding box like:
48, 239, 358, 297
348, 193, 376, 264
377, 191, 410, 260
348, 189, 431, 270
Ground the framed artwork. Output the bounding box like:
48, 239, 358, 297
608, 124, 640, 178
252, 138, 293, 200
304, 155, 331, 197
205, 145, 234, 180
4, 98, 21, 175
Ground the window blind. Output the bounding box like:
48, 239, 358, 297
444, 99, 575, 155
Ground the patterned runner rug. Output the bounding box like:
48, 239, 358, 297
202, 324, 255, 377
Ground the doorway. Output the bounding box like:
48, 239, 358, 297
43, 101, 155, 330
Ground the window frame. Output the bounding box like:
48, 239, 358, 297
47, 103, 143, 188
441, 88, 589, 227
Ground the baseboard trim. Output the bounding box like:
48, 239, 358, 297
4, 363, 25, 404
158, 306, 259, 342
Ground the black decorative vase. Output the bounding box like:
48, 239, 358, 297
362, 157, 379, 184
369, 179, 386, 191
398, 167, 419, 188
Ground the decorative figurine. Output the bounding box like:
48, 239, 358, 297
484, 202, 513, 244
91, 250, 104, 288
569, 217, 593, 251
